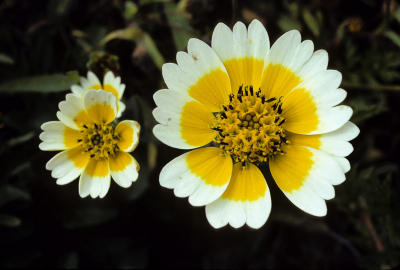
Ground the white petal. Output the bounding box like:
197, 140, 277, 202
205, 163, 271, 229
83, 89, 117, 123
57, 94, 86, 129
46, 150, 84, 185
159, 147, 233, 207
153, 89, 215, 150
110, 152, 139, 188
39, 121, 67, 151
267, 30, 301, 67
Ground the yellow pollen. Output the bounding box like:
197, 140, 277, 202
78, 122, 120, 160
212, 85, 288, 165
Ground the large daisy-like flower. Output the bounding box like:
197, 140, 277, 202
39, 90, 140, 198
71, 71, 126, 117
153, 20, 359, 229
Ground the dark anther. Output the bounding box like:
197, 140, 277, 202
241, 161, 246, 167
272, 103, 277, 110
228, 105, 234, 110
261, 96, 265, 103
94, 123, 99, 129
107, 151, 111, 155
223, 105, 228, 111
90, 154, 95, 158
91, 134, 101, 145
266, 97, 276, 103
277, 104, 283, 114
212, 127, 223, 132
238, 85, 243, 96
244, 86, 249, 96
278, 119, 286, 126
250, 86, 254, 96
88, 147, 93, 151
256, 89, 261, 97
83, 124, 88, 129
220, 142, 228, 145
77, 139, 82, 142
238, 95, 242, 102
221, 112, 227, 119
229, 94, 234, 101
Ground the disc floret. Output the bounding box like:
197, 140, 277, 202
80, 122, 120, 160
213, 86, 288, 164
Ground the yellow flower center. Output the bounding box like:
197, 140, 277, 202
79, 123, 120, 160
213, 86, 288, 164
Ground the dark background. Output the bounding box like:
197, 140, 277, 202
0, 0, 399, 268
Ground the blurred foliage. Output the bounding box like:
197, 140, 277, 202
0, 0, 399, 268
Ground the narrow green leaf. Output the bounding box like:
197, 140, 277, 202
0, 214, 21, 227
0, 53, 14, 65
165, 2, 196, 51
101, 25, 164, 69
393, 7, 400, 24
101, 26, 141, 46
278, 15, 302, 32
303, 9, 320, 36
384, 30, 400, 48
0, 74, 75, 93
141, 33, 165, 69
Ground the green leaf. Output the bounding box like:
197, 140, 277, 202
303, 9, 320, 36
101, 26, 141, 46
0, 214, 21, 227
141, 33, 165, 70
278, 15, 302, 32
0, 53, 14, 65
165, 2, 196, 51
0, 74, 75, 93
101, 25, 164, 69
384, 30, 400, 48
123, 1, 138, 21
393, 7, 400, 24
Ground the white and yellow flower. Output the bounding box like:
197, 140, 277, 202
71, 71, 126, 117
153, 20, 359, 229
39, 89, 140, 198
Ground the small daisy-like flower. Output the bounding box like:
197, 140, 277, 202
153, 20, 359, 229
71, 71, 126, 117
39, 90, 140, 198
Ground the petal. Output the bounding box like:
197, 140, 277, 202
159, 147, 233, 207
205, 163, 271, 229
211, 20, 270, 91
260, 31, 315, 99
39, 121, 81, 151
109, 152, 139, 188
116, 101, 126, 118
270, 145, 346, 216
115, 120, 140, 152
45, 146, 90, 185
288, 121, 359, 157
57, 94, 91, 129
81, 71, 102, 91
153, 89, 216, 149
71, 85, 84, 96
282, 83, 352, 135
103, 71, 125, 100
162, 38, 231, 111
84, 89, 117, 124
79, 158, 110, 198
334, 157, 350, 173
297, 49, 329, 80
